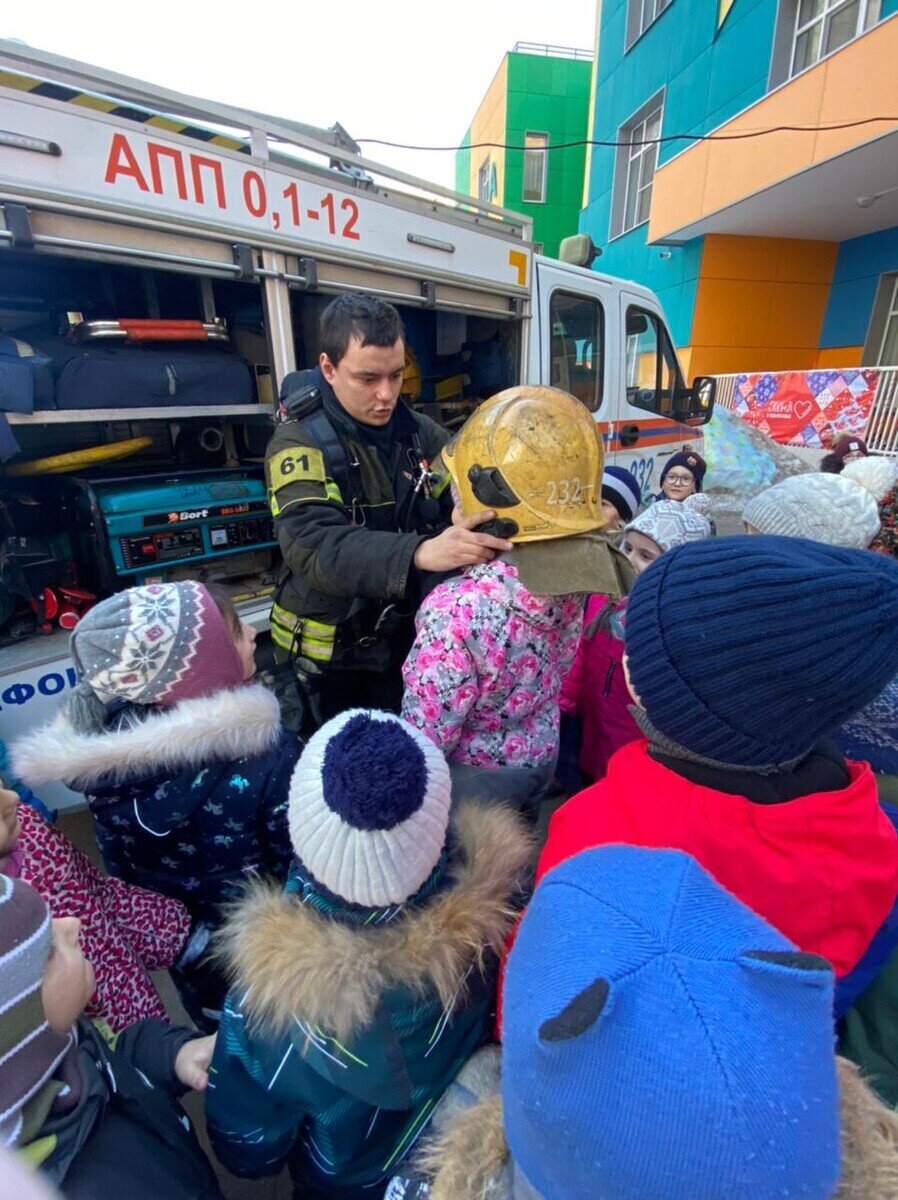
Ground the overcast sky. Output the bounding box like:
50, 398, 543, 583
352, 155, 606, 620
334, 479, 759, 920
9, 1, 597, 190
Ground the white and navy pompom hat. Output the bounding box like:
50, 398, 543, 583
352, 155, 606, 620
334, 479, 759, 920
288, 709, 453, 908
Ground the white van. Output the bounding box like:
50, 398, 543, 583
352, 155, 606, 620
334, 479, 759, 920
0, 41, 713, 804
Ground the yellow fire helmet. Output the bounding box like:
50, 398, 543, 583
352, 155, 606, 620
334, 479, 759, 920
442, 385, 606, 543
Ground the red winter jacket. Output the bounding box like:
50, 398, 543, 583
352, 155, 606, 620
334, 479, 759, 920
537, 739, 898, 977
559, 595, 640, 781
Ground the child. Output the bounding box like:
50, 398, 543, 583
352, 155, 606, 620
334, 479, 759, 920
402, 386, 627, 813
742, 456, 898, 546
12, 581, 299, 1024
0, 875, 222, 1198
0, 782, 190, 1031
655, 449, 706, 501
560, 496, 712, 785
538, 536, 898, 1013
599, 465, 642, 531
206, 709, 532, 1200
390, 846, 898, 1200
822, 434, 869, 474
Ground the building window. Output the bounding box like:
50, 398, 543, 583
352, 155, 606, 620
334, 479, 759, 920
791, 0, 879, 75
549, 290, 605, 411
880, 277, 898, 365
626, 0, 673, 48
611, 93, 663, 239
864, 273, 898, 365
522, 133, 548, 204
477, 156, 495, 203
771, 0, 880, 83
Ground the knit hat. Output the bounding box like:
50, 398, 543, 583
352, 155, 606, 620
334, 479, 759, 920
660, 449, 706, 491
68, 582, 244, 733
625, 534, 898, 767
841, 453, 898, 499
741, 459, 897, 548
601, 466, 641, 523
502, 845, 840, 1200
0, 877, 72, 1147
832, 434, 868, 462
288, 710, 452, 907
625, 493, 712, 552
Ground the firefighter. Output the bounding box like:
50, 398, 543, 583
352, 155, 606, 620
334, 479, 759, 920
266, 293, 511, 731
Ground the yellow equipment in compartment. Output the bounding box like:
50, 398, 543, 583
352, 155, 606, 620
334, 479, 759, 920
4, 436, 153, 477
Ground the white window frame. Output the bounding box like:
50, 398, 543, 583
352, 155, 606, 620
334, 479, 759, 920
522, 132, 548, 205
610, 92, 664, 239
789, 0, 878, 76
877, 275, 898, 366
477, 156, 493, 203
626, 0, 673, 49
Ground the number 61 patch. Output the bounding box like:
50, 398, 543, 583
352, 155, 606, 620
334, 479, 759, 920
268, 446, 327, 492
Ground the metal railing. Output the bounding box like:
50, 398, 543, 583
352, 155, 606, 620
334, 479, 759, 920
511, 42, 594, 60
861, 368, 898, 454
712, 366, 898, 456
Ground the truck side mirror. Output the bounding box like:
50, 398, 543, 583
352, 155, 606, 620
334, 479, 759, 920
559, 234, 602, 269
673, 375, 716, 426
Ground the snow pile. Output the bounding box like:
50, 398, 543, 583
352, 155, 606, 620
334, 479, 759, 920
703, 407, 813, 524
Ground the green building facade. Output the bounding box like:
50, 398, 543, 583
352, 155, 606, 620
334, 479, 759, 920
456, 44, 593, 258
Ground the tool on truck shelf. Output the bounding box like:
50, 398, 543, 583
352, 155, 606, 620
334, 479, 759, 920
0, 493, 95, 641
67, 316, 231, 343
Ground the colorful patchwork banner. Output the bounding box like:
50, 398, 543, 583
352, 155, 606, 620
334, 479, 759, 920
731, 369, 879, 448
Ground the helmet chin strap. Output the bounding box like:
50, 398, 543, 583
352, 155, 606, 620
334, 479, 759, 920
478, 517, 519, 540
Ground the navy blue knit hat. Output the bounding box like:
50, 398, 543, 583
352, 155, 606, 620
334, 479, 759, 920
503, 846, 840, 1200
602, 466, 642, 523
288, 709, 452, 907
625, 534, 898, 767
660, 449, 706, 491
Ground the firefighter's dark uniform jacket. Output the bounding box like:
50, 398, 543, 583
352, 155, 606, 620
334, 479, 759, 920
266, 368, 451, 671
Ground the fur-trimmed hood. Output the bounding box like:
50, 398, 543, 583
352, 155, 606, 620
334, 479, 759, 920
10, 684, 283, 791
216, 800, 533, 1043
413, 1058, 898, 1200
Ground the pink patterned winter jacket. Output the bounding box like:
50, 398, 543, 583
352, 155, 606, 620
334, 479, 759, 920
401, 558, 583, 769
4, 804, 190, 1030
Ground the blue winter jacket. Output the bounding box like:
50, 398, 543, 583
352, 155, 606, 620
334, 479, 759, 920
11, 684, 299, 926
206, 801, 532, 1200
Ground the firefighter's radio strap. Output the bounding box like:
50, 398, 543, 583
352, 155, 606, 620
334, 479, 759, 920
272, 376, 363, 516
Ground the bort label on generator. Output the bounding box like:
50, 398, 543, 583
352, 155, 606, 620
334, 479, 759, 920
143, 501, 268, 527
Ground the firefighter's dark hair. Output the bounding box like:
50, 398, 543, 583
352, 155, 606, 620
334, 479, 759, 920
319, 293, 405, 367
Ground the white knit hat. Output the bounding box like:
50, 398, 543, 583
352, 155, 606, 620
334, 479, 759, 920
626, 494, 712, 552
742, 459, 898, 549
287, 709, 452, 908
841, 454, 898, 501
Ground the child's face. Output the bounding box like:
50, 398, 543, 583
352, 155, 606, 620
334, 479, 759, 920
233, 619, 258, 681
0, 787, 20, 855
662, 469, 696, 501
743, 521, 760, 535
601, 499, 624, 531
41, 918, 95, 1033
621, 529, 664, 575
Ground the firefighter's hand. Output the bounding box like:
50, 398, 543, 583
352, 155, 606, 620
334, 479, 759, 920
414, 511, 513, 572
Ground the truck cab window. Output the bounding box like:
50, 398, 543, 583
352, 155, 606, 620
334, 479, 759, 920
549, 291, 604, 412
625, 306, 682, 416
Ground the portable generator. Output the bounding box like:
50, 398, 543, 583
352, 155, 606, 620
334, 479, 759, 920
67, 468, 278, 595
